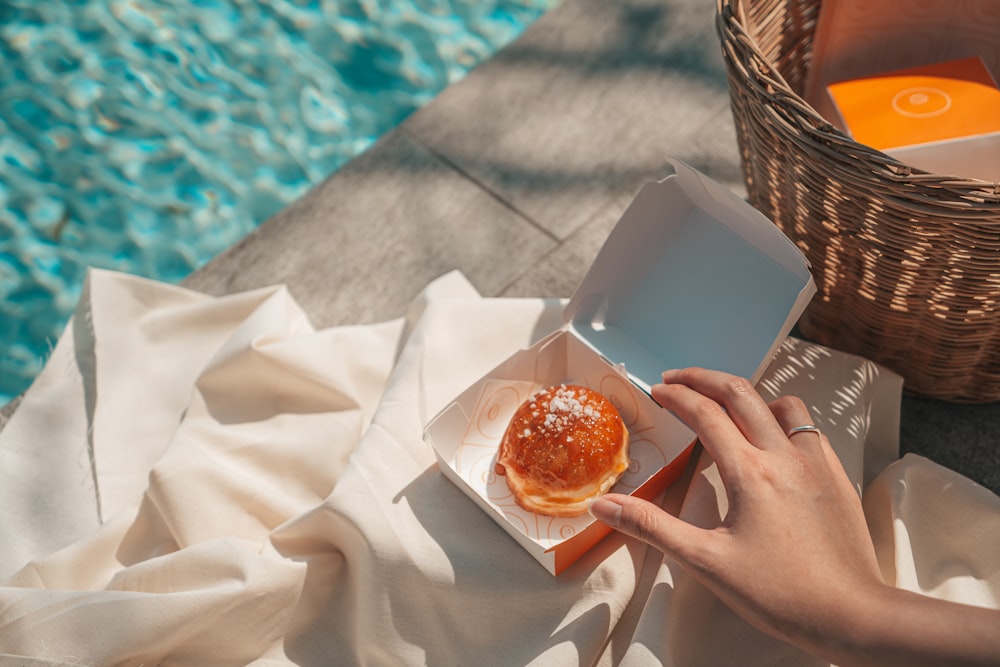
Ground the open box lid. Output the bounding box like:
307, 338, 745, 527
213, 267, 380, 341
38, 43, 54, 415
565, 159, 816, 393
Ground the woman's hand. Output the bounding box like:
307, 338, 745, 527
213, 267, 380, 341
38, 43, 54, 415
589, 367, 1000, 666
590, 367, 884, 658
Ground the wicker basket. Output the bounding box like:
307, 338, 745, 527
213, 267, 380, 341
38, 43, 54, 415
716, 0, 1000, 402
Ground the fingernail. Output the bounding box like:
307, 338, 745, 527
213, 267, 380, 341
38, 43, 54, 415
588, 496, 622, 528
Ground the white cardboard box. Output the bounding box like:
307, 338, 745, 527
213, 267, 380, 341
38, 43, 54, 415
424, 159, 816, 575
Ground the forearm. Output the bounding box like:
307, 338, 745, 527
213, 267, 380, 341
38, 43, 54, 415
815, 584, 1000, 667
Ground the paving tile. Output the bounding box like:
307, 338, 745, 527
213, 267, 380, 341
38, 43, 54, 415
901, 397, 1000, 495
184, 130, 557, 327
499, 184, 640, 300
672, 104, 747, 198
499, 101, 746, 300
405, 0, 731, 241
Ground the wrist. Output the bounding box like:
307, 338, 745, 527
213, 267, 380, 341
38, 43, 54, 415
806, 583, 1000, 667
781, 581, 896, 667
819, 582, 898, 667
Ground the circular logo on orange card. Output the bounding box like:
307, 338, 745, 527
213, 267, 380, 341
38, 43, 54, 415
892, 87, 952, 118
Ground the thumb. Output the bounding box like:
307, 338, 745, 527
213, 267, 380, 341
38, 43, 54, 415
589, 493, 709, 563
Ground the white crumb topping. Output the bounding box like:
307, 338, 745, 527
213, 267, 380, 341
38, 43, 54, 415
533, 385, 600, 435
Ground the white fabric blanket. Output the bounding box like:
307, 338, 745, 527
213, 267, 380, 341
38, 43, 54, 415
1, 269, 998, 666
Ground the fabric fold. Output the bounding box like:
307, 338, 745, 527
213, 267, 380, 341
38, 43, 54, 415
0, 269, 996, 667
864, 453, 1000, 608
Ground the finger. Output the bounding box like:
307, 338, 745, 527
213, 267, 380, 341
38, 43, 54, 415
768, 395, 823, 448
661, 368, 786, 450
770, 398, 863, 505
651, 380, 750, 472
589, 493, 716, 569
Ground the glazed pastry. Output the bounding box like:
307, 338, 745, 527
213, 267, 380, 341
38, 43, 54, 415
495, 384, 629, 517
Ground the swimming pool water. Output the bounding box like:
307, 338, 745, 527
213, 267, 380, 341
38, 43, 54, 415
0, 0, 558, 404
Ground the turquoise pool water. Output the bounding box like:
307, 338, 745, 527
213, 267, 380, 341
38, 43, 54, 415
0, 0, 557, 403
